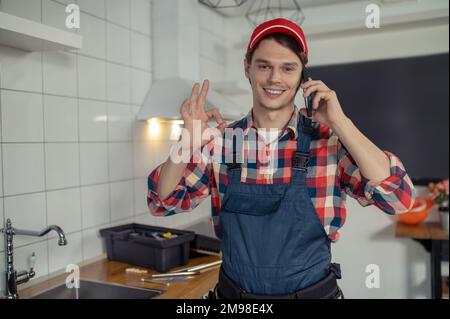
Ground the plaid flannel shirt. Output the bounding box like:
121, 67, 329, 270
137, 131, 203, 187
147, 107, 416, 242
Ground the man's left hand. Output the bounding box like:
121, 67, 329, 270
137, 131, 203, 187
300, 79, 348, 129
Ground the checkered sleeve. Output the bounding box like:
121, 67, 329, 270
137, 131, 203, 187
337, 140, 416, 215
147, 144, 213, 216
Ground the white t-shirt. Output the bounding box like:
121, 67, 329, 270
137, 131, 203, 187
257, 128, 283, 145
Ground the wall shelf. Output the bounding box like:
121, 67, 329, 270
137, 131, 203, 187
0, 12, 82, 51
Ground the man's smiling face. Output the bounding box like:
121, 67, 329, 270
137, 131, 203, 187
245, 38, 303, 112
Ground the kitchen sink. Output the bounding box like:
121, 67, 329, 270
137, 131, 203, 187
30, 280, 165, 299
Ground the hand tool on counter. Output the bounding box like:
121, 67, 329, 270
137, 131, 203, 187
151, 271, 200, 278
140, 278, 171, 287
150, 260, 222, 278
150, 276, 194, 282
171, 260, 222, 274
141, 276, 194, 287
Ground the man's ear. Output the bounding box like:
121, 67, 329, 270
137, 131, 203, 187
244, 58, 250, 79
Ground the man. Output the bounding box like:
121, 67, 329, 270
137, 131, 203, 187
147, 18, 416, 299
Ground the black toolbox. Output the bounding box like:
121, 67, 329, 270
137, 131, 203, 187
99, 223, 195, 273
185, 220, 221, 257
189, 234, 221, 257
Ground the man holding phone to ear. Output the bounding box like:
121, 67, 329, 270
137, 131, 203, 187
147, 18, 416, 299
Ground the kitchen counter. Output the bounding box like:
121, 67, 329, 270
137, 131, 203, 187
396, 221, 449, 299
18, 255, 221, 299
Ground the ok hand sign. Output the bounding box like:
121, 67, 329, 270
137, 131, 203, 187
179, 80, 227, 151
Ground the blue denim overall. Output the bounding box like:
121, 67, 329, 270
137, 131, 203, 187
220, 114, 332, 295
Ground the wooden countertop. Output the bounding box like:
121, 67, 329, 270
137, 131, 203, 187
18, 255, 221, 299
395, 221, 449, 240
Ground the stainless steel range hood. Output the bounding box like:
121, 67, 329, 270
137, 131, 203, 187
137, 0, 246, 122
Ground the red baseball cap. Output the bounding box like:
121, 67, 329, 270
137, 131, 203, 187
247, 18, 308, 59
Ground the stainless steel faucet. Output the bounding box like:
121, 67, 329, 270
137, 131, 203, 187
1, 218, 68, 299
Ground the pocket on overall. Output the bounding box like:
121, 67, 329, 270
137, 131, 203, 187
221, 192, 296, 267
221, 193, 282, 216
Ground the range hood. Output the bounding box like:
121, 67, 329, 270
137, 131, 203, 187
137, 0, 246, 122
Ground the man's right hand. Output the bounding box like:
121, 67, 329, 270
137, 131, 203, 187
179, 80, 227, 151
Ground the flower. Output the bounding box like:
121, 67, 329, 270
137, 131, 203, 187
428, 178, 449, 206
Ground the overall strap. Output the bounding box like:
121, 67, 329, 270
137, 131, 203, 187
225, 133, 243, 182
292, 114, 314, 172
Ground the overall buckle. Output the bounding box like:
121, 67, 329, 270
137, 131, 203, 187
226, 163, 242, 171
226, 153, 242, 171
292, 152, 310, 171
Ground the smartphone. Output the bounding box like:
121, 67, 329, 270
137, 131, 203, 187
302, 69, 313, 118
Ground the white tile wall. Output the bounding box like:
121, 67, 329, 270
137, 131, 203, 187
1, 90, 44, 143
79, 99, 108, 142
79, 143, 109, 185
199, 4, 225, 38
52, 0, 73, 5
131, 32, 151, 71
200, 56, 227, 82
200, 29, 226, 64
134, 213, 160, 227
108, 143, 133, 181
110, 180, 134, 222
82, 226, 105, 261
0, 0, 227, 284
131, 0, 151, 35
158, 212, 192, 229
47, 188, 82, 235
106, 62, 131, 104
81, 184, 110, 228
77, 56, 107, 100
42, 0, 73, 32
133, 142, 155, 178
78, 13, 107, 60
78, 0, 105, 18
107, 103, 133, 141
107, 23, 130, 66
134, 178, 148, 215
43, 51, 77, 97
45, 143, 80, 190
106, 0, 131, 28
131, 69, 151, 105
2, 144, 45, 196
44, 95, 79, 142
1, 0, 42, 23
132, 117, 150, 142
0, 47, 42, 92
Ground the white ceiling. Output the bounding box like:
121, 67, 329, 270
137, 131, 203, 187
205, 0, 365, 17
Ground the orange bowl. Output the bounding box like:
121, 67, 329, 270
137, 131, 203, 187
397, 197, 434, 225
